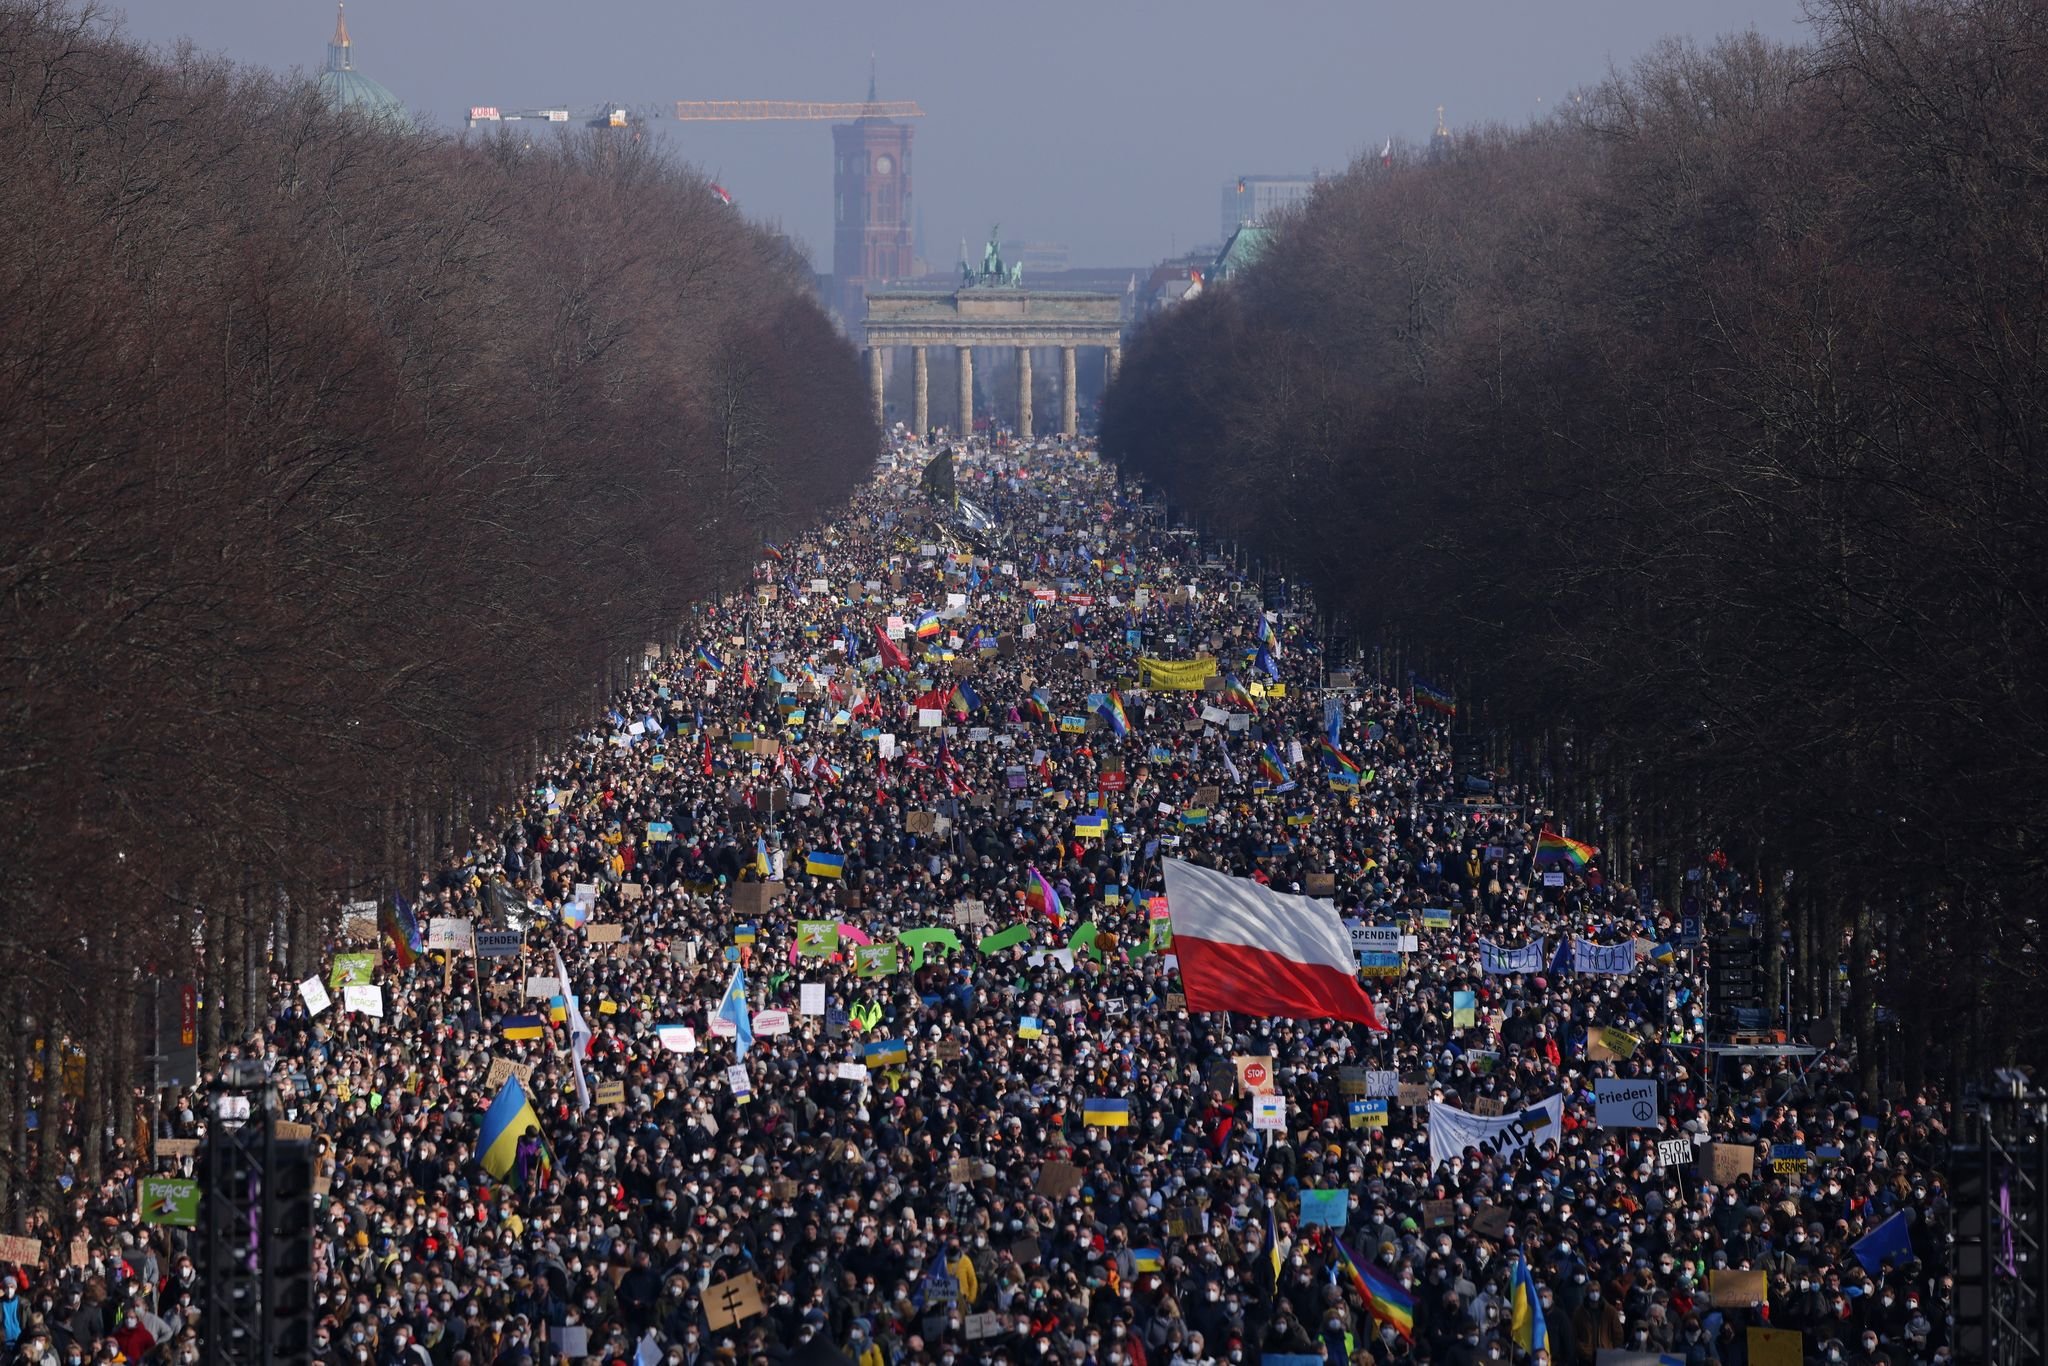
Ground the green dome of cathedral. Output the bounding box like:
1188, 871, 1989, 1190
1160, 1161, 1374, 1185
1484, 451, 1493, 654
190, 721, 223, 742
316, 4, 410, 128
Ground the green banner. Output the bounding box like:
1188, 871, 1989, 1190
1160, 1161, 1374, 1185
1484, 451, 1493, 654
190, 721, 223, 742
976, 924, 1033, 955
329, 952, 377, 987
900, 927, 964, 970
796, 920, 840, 958
853, 942, 900, 978
140, 1177, 200, 1227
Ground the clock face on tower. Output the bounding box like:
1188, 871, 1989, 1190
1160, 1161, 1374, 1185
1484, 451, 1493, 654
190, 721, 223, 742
874, 154, 894, 175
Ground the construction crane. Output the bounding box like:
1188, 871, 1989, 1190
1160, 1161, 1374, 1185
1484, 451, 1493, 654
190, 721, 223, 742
465, 103, 664, 131
672, 100, 923, 122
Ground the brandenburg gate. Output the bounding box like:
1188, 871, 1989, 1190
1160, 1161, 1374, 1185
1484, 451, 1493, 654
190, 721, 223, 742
862, 230, 1123, 439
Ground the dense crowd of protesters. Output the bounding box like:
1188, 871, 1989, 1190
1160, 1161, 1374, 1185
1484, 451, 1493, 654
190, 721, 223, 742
0, 442, 1956, 1366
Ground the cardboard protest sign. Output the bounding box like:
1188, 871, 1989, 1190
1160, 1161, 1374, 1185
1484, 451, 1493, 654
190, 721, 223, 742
1748, 1328, 1804, 1366
485, 1054, 537, 1090
1036, 1161, 1084, 1198
1703, 1142, 1756, 1184
585, 923, 624, 944
702, 1273, 765, 1329
0, 1235, 40, 1265
1234, 1055, 1276, 1095
1709, 1269, 1768, 1308
593, 1080, 626, 1107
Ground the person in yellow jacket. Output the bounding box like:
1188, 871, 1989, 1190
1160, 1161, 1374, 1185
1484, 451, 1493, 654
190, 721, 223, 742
846, 1317, 886, 1366
947, 1241, 980, 1308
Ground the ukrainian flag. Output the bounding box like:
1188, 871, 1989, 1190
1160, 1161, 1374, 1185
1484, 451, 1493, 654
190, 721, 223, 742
805, 851, 846, 878
1650, 941, 1676, 968
546, 996, 568, 1025
1132, 1248, 1164, 1273
500, 1013, 545, 1041
1083, 1098, 1130, 1127
1510, 1254, 1549, 1358
735, 922, 758, 945
864, 1038, 908, 1068
1018, 1016, 1043, 1039
1073, 810, 1109, 839
756, 837, 771, 876
478, 1074, 543, 1180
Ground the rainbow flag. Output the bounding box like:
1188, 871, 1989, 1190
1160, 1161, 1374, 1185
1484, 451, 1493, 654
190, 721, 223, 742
1412, 677, 1456, 716
1257, 744, 1290, 787
1534, 829, 1599, 869
1336, 1236, 1415, 1340
380, 892, 424, 971
1026, 866, 1064, 926
761, 541, 784, 563
1097, 690, 1130, 738
1222, 675, 1259, 713
695, 643, 726, 673
1318, 737, 1362, 779
915, 611, 942, 639
1024, 688, 1053, 724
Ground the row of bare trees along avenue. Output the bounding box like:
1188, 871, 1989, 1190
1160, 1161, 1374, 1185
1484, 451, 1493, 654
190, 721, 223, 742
1103, 0, 2048, 1084
0, 0, 875, 1218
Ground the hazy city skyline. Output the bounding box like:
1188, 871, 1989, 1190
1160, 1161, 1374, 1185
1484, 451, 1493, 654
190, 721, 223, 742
118, 0, 1814, 269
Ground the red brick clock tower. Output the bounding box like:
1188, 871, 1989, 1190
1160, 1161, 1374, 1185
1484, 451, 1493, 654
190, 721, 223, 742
832, 89, 914, 330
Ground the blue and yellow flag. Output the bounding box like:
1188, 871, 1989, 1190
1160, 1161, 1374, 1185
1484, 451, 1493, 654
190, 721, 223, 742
805, 851, 846, 878
1510, 1253, 1549, 1358
500, 1014, 545, 1041
1083, 1098, 1130, 1127
864, 1038, 908, 1067
478, 1074, 543, 1181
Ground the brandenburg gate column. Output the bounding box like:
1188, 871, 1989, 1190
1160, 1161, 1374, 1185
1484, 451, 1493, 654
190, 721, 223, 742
1060, 345, 1078, 438
1016, 347, 1033, 439
1107, 342, 1122, 386
957, 345, 974, 436
912, 347, 929, 436
867, 346, 885, 428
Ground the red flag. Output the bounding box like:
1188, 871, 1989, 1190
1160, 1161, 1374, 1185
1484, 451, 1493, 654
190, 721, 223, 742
875, 623, 910, 671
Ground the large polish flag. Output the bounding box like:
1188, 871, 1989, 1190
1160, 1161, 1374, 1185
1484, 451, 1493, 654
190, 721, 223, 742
1163, 857, 1386, 1029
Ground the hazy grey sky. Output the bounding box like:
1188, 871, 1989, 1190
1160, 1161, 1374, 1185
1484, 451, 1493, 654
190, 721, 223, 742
116, 1, 1813, 269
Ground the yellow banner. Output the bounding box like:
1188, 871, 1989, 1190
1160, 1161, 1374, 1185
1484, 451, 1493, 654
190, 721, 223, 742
1138, 656, 1218, 691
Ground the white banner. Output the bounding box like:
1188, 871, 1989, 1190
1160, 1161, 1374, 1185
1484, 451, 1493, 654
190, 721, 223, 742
1478, 938, 1546, 975
1573, 939, 1636, 974
1427, 1093, 1564, 1169
1347, 922, 1401, 956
